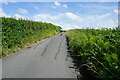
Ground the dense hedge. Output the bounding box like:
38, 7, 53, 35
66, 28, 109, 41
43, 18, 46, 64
1, 17, 61, 58
66, 28, 120, 79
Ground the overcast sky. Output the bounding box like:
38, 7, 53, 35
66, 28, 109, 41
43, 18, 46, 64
0, 1, 119, 30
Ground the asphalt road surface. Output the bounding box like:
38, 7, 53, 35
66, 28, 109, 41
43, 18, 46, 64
2, 32, 77, 78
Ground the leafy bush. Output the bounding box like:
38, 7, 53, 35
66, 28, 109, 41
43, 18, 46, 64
66, 28, 120, 79
1, 17, 61, 58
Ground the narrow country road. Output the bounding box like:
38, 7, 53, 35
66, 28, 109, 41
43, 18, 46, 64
2, 32, 77, 78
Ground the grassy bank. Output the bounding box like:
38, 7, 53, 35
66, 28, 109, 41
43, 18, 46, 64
1, 17, 61, 58
66, 28, 120, 79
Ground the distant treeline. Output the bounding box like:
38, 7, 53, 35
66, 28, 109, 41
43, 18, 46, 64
1, 17, 61, 58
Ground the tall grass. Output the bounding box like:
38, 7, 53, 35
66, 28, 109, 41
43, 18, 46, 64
66, 28, 120, 79
1, 17, 61, 58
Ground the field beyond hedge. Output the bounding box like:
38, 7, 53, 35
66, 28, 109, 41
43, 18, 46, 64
1, 17, 61, 58
66, 28, 120, 79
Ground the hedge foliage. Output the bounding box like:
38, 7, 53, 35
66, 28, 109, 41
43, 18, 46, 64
1, 17, 61, 58
66, 28, 120, 79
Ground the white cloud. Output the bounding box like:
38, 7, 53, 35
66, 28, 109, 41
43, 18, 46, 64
51, 5, 56, 8
96, 13, 111, 19
2, 2, 8, 5
0, 0, 16, 4
81, 13, 115, 29
0, 8, 11, 18
33, 13, 82, 23
114, 10, 120, 14
52, 2, 68, 9
18, 8, 28, 14
65, 12, 81, 22
0, 8, 7, 17
10, 0, 16, 3
0, 0, 8, 4
80, 4, 115, 10
33, 12, 116, 30
95, 19, 117, 28
55, 19, 117, 30
88, 13, 111, 21
35, 6, 39, 10
0, 0, 119, 2
53, 22, 80, 30
33, 13, 81, 30
14, 14, 26, 19
54, 2, 61, 7
85, 13, 117, 29
63, 4, 68, 8
114, 10, 118, 14
66, 12, 79, 20
33, 14, 64, 21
